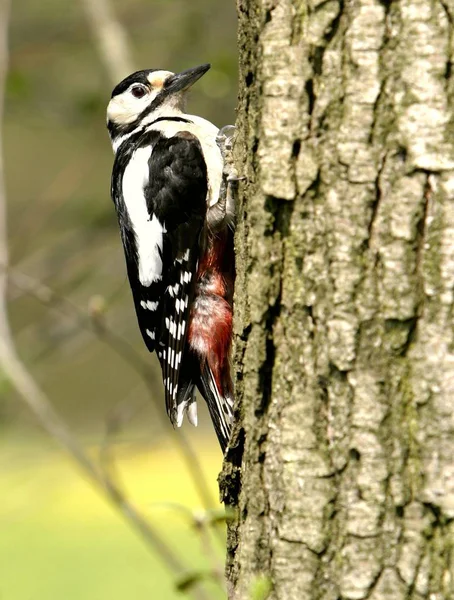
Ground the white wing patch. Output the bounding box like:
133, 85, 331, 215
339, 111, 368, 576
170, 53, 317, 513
122, 146, 166, 286
111, 107, 223, 212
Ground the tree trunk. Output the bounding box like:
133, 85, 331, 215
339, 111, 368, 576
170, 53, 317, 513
220, 0, 454, 598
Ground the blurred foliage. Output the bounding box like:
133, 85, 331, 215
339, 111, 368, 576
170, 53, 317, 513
0, 437, 225, 600
1, 0, 237, 598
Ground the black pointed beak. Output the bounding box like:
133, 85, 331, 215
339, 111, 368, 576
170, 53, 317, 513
165, 64, 211, 94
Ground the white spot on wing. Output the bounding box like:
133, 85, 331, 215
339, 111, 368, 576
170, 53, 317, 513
146, 329, 155, 340
175, 250, 190, 265
177, 322, 186, 340
167, 283, 180, 297
141, 300, 159, 311
168, 348, 174, 366
122, 146, 166, 286
167, 318, 176, 337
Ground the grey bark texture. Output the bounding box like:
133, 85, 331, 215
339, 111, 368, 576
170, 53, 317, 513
220, 0, 454, 598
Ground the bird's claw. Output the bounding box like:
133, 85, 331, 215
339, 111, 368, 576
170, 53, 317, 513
207, 125, 239, 231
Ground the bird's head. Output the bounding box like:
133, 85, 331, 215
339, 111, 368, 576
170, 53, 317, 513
107, 63, 210, 144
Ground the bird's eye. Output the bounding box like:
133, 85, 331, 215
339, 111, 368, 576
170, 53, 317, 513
131, 85, 147, 99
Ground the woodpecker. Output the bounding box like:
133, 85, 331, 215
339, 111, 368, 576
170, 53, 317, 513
106, 64, 235, 451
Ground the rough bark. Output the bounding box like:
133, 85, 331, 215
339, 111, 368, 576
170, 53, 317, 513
220, 0, 454, 598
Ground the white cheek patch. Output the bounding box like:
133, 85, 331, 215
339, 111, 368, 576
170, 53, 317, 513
107, 83, 163, 127
107, 95, 147, 125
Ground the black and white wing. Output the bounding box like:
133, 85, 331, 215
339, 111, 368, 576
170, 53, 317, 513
131, 131, 207, 424
149, 132, 207, 424
112, 130, 165, 355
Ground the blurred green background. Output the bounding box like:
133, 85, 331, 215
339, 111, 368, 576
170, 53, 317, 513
1, 0, 237, 598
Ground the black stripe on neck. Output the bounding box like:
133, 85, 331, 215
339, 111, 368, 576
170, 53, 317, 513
109, 116, 193, 151
113, 91, 187, 139
149, 116, 192, 125
108, 115, 192, 146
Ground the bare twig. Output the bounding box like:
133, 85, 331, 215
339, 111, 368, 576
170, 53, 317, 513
5, 263, 224, 568
80, 0, 134, 84
0, 342, 186, 572
0, 280, 215, 600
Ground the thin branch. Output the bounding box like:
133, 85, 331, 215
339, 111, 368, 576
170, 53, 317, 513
5, 263, 224, 560
80, 0, 134, 84
0, 279, 217, 599
0, 339, 185, 572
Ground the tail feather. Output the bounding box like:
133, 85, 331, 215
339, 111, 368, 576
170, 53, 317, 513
197, 365, 233, 452
173, 355, 233, 451
174, 367, 197, 427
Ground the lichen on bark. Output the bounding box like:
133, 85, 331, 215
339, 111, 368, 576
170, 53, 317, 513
221, 0, 454, 598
